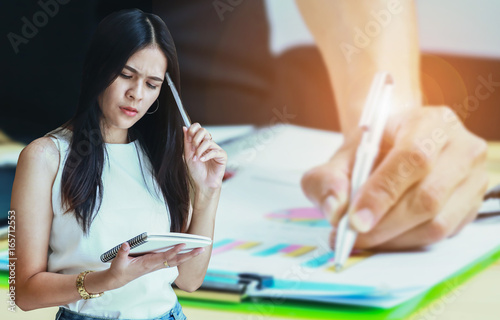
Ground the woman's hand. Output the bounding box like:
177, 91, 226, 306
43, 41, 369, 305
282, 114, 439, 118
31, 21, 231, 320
301, 106, 489, 250
183, 123, 227, 194
105, 242, 204, 290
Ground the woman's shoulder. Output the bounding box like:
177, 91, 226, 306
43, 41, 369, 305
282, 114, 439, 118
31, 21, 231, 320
45, 126, 73, 143
18, 137, 60, 177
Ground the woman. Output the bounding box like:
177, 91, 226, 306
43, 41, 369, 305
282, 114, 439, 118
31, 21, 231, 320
11, 9, 226, 319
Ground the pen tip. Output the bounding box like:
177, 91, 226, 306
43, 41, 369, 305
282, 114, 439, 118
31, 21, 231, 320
334, 263, 343, 273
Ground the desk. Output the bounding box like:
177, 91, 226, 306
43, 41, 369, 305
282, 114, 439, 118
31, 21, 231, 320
1, 142, 500, 320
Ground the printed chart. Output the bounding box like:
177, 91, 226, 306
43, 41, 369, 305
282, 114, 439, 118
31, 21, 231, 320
302, 249, 373, 271
265, 207, 331, 227
212, 238, 372, 271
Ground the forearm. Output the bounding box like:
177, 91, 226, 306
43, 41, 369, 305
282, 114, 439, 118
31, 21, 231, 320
175, 188, 220, 292
297, 0, 422, 131
16, 269, 115, 311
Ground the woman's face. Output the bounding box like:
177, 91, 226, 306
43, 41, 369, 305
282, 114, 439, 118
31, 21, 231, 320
98, 46, 167, 133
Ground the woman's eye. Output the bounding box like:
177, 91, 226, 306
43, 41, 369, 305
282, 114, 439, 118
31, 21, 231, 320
120, 73, 132, 79
147, 83, 157, 90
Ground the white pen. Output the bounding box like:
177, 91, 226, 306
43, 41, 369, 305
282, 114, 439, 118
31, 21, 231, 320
334, 72, 393, 272
166, 72, 191, 128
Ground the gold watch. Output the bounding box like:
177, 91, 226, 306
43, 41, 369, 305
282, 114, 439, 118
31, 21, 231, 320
76, 270, 104, 300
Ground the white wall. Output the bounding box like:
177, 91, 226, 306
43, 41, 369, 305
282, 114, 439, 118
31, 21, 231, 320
264, 0, 314, 56
264, 0, 500, 58
416, 0, 500, 58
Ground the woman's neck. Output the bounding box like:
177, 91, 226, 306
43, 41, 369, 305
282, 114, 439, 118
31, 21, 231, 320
101, 123, 129, 144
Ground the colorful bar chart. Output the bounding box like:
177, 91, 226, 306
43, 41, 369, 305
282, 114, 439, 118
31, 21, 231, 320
212, 240, 246, 255
212, 239, 262, 255
302, 249, 372, 271
326, 251, 373, 271
265, 207, 331, 227
254, 244, 289, 257
253, 243, 318, 257
212, 239, 371, 271
302, 252, 335, 268
212, 239, 318, 258
282, 245, 316, 257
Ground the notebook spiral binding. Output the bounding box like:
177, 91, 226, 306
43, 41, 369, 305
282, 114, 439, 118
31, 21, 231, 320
100, 232, 148, 263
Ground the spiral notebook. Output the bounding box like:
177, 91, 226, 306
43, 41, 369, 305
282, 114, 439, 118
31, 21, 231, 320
101, 232, 212, 262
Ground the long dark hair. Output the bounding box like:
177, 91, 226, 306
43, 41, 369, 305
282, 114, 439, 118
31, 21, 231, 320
58, 9, 190, 234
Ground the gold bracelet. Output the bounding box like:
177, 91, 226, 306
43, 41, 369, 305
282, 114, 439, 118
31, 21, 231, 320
76, 270, 104, 300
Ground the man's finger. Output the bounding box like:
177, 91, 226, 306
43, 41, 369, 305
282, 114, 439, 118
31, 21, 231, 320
354, 134, 482, 247
364, 169, 487, 250
348, 117, 449, 233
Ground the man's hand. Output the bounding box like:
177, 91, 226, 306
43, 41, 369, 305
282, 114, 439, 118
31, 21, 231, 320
302, 106, 489, 250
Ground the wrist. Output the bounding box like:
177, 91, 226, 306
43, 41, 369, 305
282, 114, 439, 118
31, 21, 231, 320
191, 188, 221, 218
193, 186, 221, 203
76, 270, 105, 300
84, 269, 120, 293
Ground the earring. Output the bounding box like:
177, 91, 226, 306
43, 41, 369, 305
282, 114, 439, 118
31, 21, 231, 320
147, 100, 159, 114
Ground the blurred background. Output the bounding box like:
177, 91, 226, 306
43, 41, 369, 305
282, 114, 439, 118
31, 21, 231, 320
1, 0, 499, 224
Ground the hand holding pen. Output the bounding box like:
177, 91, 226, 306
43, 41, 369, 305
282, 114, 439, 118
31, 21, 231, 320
301, 73, 489, 254
166, 72, 227, 193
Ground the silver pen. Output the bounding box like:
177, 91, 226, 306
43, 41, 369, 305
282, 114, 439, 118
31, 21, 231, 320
166, 72, 191, 128
334, 72, 393, 272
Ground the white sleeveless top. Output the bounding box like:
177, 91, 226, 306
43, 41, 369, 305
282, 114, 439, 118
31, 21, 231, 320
46, 128, 179, 319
